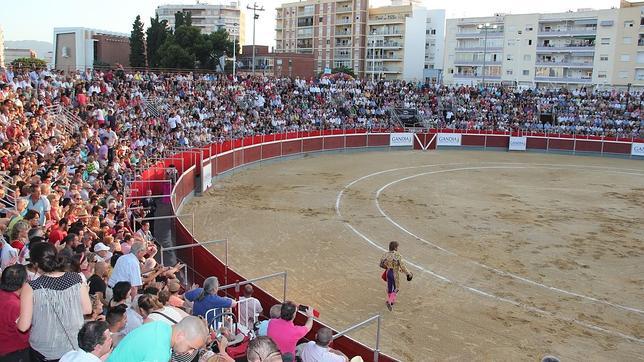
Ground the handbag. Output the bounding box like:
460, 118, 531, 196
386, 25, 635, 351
381, 270, 388, 282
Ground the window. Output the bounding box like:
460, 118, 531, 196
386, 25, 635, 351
522, 69, 529, 76
528, 39, 532, 45
506, 54, 513, 61
506, 70, 513, 75
621, 54, 631, 61
523, 54, 531, 61
619, 71, 628, 78
601, 38, 610, 45
525, 25, 533, 31
624, 21, 634, 28
624, 37, 632, 45
426, 30, 430, 34
431, 29, 436, 35
518, 30, 522, 34
507, 39, 516, 46
637, 52, 644, 63
600, 55, 608, 61
597, 71, 606, 78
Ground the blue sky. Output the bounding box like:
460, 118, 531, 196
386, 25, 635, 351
1, 0, 620, 47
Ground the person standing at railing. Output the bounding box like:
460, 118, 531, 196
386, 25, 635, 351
379, 241, 412, 311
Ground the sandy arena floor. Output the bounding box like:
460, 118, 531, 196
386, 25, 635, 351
182, 150, 644, 361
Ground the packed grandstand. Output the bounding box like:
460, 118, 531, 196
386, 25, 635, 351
0, 64, 642, 362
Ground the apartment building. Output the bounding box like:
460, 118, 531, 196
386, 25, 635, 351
156, 2, 245, 44
275, 0, 368, 76
424, 9, 446, 82
53, 28, 130, 71
443, 1, 644, 89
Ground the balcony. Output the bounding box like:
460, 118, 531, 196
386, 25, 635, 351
639, 39, 644, 46
537, 28, 597, 37
455, 31, 504, 38
535, 61, 594, 68
453, 74, 501, 79
374, 41, 403, 49
336, 6, 352, 13
366, 55, 403, 61
534, 76, 592, 83
336, 18, 352, 24
335, 42, 352, 48
536, 44, 595, 52
371, 30, 403, 36
453, 60, 502, 66
365, 67, 402, 73
335, 30, 352, 37
298, 10, 314, 17
370, 16, 405, 25
334, 54, 352, 60
454, 46, 503, 52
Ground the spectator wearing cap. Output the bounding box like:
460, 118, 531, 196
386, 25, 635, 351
60, 320, 113, 362
300, 327, 348, 362
167, 280, 186, 308
267, 301, 315, 361
107, 316, 209, 362
184, 276, 237, 326
0, 264, 29, 361
93, 242, 112, 263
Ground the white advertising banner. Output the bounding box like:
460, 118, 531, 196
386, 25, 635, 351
509, 136, 528, 151
389, 133, 414, 147
202, 161, 212, 192
437, 133, 462, 146
632, 142, 644, 156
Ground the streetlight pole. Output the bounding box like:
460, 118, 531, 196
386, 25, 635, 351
477, 23, 497, 88
232, 22, 238, 80
247, 2, 265, 75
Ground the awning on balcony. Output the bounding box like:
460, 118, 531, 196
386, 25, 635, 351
574, 19, 598, 25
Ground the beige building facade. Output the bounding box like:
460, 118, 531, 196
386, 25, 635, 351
156, 2, 245, 44
275, 0, 368, 76
443, 1, 644, 89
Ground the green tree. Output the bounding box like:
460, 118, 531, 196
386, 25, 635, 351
10, 57, 47, 69
158, 38, 195, 69
146, 15, 170, 68
129, 15, 147, 67
174, 11, 192, 28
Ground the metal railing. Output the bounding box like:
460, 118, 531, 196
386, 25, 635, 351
332, 315, 382, 362
159, 239, 229, 284
218, 271, 288, 303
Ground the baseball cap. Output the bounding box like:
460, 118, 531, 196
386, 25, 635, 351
94, 242, 110, 253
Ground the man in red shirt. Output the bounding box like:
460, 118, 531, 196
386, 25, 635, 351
266, 301, 314, 361
0, 264, 30, 361
48, 218, 68, 246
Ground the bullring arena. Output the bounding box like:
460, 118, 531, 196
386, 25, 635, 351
175, 132, 644, 361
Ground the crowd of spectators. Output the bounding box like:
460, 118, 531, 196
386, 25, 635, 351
0, 62, 639, 361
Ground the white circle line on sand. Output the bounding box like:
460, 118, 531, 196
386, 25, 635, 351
335, 162, 644, 344
374, 165, 644, 316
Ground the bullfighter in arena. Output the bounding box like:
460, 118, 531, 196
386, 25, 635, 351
380, 241, 413, 311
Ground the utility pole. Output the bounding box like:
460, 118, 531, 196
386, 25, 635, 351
232, 22, 239, 80
247, 2, 265, 75
477, 23, 497, 89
